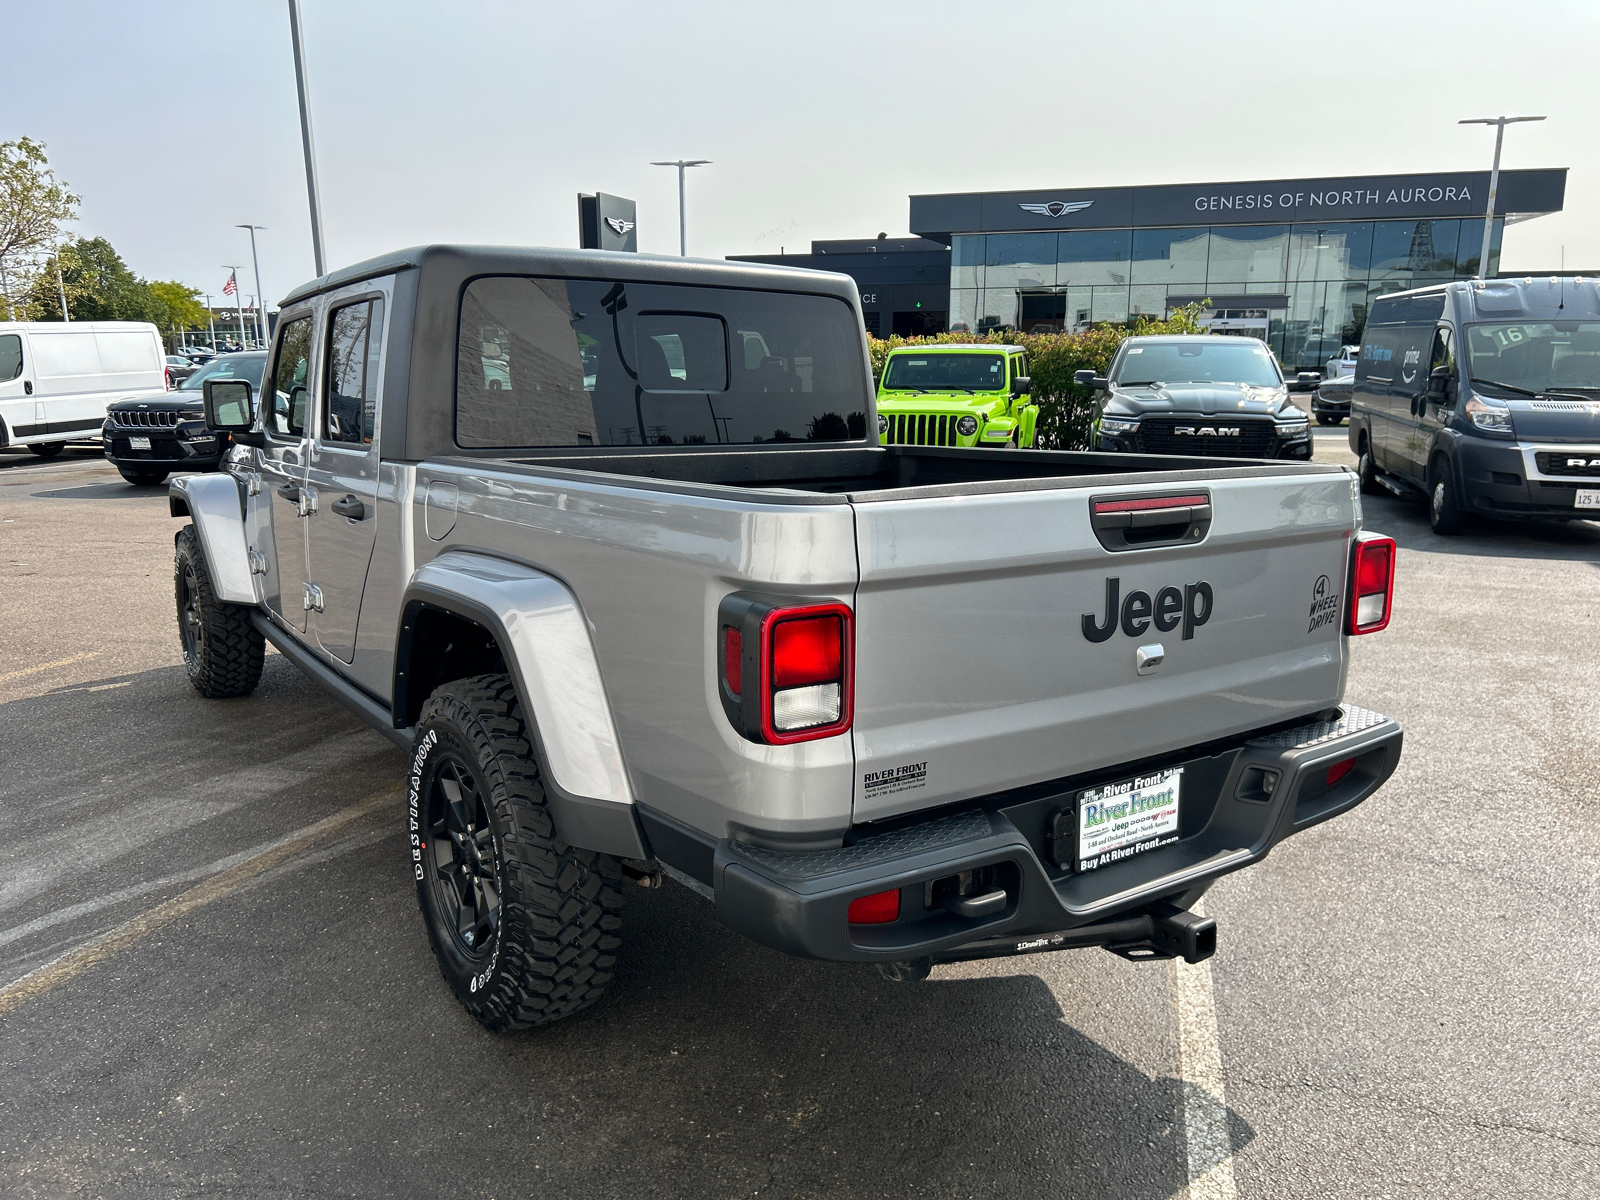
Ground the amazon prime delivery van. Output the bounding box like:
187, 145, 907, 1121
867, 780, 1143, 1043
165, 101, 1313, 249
0, 321, 167, 457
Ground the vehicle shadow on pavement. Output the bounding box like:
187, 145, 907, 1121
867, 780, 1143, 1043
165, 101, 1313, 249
1361, 491, 1600, 561
28, 481, 170, 500
462, 882, 1254, 1199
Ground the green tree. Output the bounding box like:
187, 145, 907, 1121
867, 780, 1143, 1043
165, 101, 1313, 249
51, 236, 155, 322
146, 280, 211, 337
0, 137, 79, 318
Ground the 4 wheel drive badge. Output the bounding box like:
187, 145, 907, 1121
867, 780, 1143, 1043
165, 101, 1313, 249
1308, 573, 1340, 633
605, 217, 635, 235
1017, 202, 1094, 219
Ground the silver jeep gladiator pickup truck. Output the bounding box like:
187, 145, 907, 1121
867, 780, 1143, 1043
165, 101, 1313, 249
169, 245, 1402, 1031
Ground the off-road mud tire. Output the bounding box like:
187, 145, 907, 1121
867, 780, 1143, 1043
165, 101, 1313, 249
410, 674, 624, 1031
174, 525, 264, 697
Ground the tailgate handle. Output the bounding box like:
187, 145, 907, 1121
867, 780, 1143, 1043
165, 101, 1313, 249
1090, 492, 1212, 552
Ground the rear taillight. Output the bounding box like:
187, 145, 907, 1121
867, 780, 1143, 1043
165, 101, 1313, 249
847, 888, 900, 924
1327, 757, 1357, 785
1348, 533, 1395, 634
718, 596, 854, 744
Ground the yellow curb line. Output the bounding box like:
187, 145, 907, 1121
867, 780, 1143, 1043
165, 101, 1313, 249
0, 652, 100, 686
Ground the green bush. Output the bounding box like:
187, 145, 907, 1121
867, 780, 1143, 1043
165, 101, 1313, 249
868, 304, 1210, 449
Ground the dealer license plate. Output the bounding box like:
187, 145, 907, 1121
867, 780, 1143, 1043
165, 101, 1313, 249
128, 436, 151, 450
1077, 766, 1183, 872
1576, 489, 1600, 510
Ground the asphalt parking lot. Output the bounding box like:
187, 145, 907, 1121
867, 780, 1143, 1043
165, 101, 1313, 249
2, 442, 1597, 1198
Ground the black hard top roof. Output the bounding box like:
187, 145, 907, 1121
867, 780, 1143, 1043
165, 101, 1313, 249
278, 244, 858, 308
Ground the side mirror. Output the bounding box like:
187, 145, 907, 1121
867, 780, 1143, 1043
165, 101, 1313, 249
203, 378, 265, 447
1012, 374, 1031, 396
1290, 371, 1321, 392
1074, 369, 1110, 390
1428, 366, 1451, 395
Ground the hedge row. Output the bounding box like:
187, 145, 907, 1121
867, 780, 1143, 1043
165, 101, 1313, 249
867, 304, 1209, 449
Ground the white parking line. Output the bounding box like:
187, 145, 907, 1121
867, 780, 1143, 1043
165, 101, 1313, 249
1172, 901, 1238, 1200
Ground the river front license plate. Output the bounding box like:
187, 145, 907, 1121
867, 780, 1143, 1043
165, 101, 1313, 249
1077, 766, 1183, 872
128, 436, 151, 450
1575, 489, 1600, 509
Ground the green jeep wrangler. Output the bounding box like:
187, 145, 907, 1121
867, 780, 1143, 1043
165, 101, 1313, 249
876, 344, 1038, 448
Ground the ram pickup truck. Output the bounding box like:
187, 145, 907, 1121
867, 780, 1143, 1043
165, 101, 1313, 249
170, 245, 1403, 1032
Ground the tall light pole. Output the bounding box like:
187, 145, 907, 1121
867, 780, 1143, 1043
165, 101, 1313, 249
54, 242, 70, 321
203, 293, 216, 346
287, 0, 327, 276
650, 159, 711, 256
1459, 115, 1545, 279
237, 224, 267, 345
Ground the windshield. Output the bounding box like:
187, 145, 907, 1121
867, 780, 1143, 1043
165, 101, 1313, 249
882, 353, 1007, 393
177, 353, 267, 392
1113, 341, 1282, 388
1464, 322, 1600, 393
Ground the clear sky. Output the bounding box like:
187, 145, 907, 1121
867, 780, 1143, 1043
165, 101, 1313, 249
9, 0, 1596, 308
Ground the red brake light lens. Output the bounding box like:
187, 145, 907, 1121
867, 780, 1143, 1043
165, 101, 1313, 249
772, 615, 843, 688
1327, 757, 1357, 785
1348, 534, 1396, 634
722, 627, 742, 695
847, 888, 900, 924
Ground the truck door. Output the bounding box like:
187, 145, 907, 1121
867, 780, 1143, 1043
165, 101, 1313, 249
258, 312, 316, 632
304, 294, 385, 664
0, 331, 30, 443
1390, 323, 1434, 483
1413, 325, 1458, 478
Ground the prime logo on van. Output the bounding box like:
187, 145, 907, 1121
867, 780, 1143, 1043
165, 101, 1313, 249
1082, 577, 1213, 643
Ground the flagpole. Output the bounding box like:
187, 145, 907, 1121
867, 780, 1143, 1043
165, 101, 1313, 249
223, 267, 246, 347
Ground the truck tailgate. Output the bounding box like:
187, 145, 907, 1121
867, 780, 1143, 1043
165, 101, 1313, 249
849, 469, 1357, 823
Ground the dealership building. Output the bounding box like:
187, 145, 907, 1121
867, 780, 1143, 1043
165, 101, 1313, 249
730, 169, 1569, 372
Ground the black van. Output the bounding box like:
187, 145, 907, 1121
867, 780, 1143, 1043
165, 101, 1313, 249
1348, 278, 1600, 534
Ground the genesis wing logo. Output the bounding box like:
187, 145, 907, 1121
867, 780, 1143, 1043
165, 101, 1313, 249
1019, 200, 1094, 218
605, 217, 635, 236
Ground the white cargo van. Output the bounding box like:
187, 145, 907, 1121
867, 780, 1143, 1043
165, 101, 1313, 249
0, 322, 167, 457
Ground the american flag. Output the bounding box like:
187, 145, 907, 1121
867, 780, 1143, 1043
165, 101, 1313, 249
222, 270, 237, 297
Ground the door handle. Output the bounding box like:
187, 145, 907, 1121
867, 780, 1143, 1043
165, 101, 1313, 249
23, 380, 32, 395
276, 483, 300, 501
331, 494, 366, 520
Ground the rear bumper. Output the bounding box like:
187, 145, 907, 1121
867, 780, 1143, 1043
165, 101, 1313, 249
707, 706, 1401, 963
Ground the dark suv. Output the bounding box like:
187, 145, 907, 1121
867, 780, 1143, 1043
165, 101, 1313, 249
103, 352, 266, 485
1077, 335, 1313, 460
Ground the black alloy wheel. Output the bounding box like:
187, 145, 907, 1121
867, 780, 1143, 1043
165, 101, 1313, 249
421, 758, 503, 958
178, 557, 206, 668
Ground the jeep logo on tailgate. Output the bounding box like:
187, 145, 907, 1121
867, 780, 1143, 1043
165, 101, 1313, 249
1082, 577, 1213, 642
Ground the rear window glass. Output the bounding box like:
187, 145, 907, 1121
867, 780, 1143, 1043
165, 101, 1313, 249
456, 277, 868, 447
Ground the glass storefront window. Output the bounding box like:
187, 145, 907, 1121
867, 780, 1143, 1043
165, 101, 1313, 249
1129, 285, 1167, 317
984, 233, 1056, 290
1064, 286, 1094, 331
1057, 229, 1133, 286
1206, 224, 1289, 285
947, 288, 979, 334
977, 288, 1019, 332
1289, 222, 1373, 283
952, 235, 985, 289
1091, 286, 1130, 325
1455, 217, 1503, 277
1132, 228, 1209, 285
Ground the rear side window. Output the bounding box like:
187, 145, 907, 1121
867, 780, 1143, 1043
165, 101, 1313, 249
267, 316, 314, 438
323, 298, 384, 446
455, 277, 869, 447
0, 334, 20, 382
